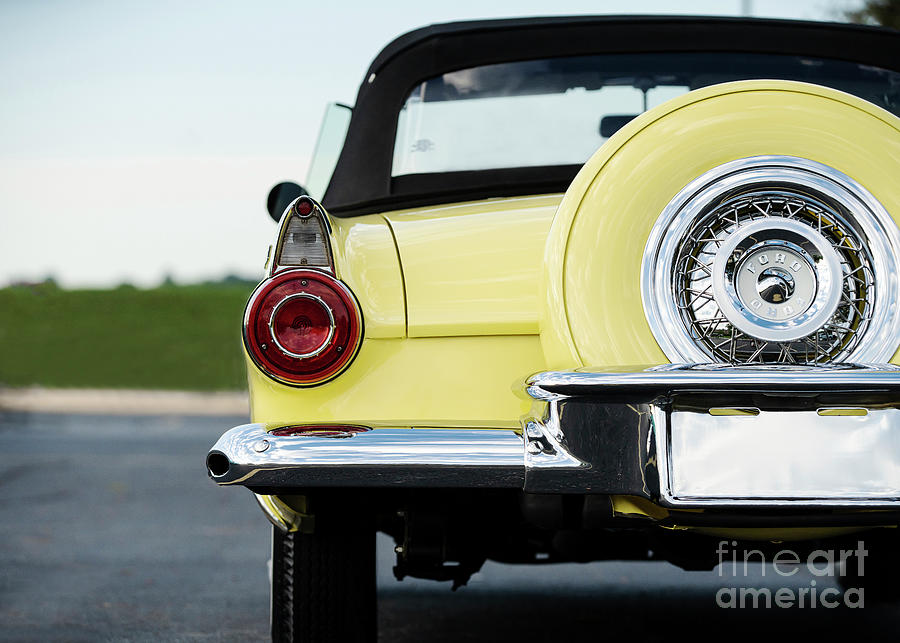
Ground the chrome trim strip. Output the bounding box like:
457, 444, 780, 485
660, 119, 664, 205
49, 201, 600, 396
267, 292, 335, 359
526, 362, 900, 401
208, 424, 525, 488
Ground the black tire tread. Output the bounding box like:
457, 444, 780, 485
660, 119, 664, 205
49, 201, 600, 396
271, 511, 375, 642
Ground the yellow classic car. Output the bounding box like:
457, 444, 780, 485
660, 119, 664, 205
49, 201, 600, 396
207, 15, 900, 641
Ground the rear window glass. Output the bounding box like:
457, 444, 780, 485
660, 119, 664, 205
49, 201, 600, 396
392, 52, 900, 176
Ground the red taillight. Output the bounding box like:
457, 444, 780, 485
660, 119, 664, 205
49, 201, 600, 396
294, 197, 314, 217
269, 424, 369, 437
244, 269, 363, 386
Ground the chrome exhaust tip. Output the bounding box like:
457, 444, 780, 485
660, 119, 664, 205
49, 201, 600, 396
206, 451, 231, 478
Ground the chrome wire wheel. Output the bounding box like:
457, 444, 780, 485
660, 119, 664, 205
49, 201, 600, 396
642, 156, 900, 365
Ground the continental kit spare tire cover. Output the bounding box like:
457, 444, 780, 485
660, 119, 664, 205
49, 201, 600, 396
540, 80, 900, 369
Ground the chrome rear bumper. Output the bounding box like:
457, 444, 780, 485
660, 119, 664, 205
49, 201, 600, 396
207, 364, 900, 509
207, 424, 524, 489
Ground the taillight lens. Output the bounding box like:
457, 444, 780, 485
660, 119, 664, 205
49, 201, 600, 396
276, 210, 331, 268
243, 269, 363, 386
269, 424, 369, 437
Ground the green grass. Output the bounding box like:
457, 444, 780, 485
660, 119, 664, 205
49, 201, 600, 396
0, 281, 257, 390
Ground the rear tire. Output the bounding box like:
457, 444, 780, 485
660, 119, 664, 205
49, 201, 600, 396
270, 509, 376, 642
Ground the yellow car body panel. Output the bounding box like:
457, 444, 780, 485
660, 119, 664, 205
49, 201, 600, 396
246, 335, 541, 428
329, 213, 406, 339
382, 195, 560, 338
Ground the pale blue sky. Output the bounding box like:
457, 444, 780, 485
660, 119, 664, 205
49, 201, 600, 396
0, 0, 857, 287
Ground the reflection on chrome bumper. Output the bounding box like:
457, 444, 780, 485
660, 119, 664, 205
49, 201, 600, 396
207, 424, 524, 488
524, 363, 900, 507
665, 406, 900, 503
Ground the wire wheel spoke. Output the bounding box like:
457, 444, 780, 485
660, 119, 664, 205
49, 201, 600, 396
672, 190, 876, 365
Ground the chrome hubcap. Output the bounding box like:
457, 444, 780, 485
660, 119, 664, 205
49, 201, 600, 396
756, 268, 795, 304
711, 216, 844, 344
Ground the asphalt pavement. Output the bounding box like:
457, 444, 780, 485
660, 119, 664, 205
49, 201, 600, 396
1, 411, 898, 642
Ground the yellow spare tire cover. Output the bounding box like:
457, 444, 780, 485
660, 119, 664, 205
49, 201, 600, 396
541, 80, 900, 369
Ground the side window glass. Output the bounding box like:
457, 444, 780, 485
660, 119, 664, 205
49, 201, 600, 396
306, 103, 352, 200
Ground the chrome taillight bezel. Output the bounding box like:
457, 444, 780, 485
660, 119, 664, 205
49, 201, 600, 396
270, 195, 335, 275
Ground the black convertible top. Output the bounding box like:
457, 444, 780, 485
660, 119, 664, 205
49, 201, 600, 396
323, 15, 900, 217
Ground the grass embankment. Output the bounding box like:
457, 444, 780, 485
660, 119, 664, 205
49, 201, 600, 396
0, 281, 256, 391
